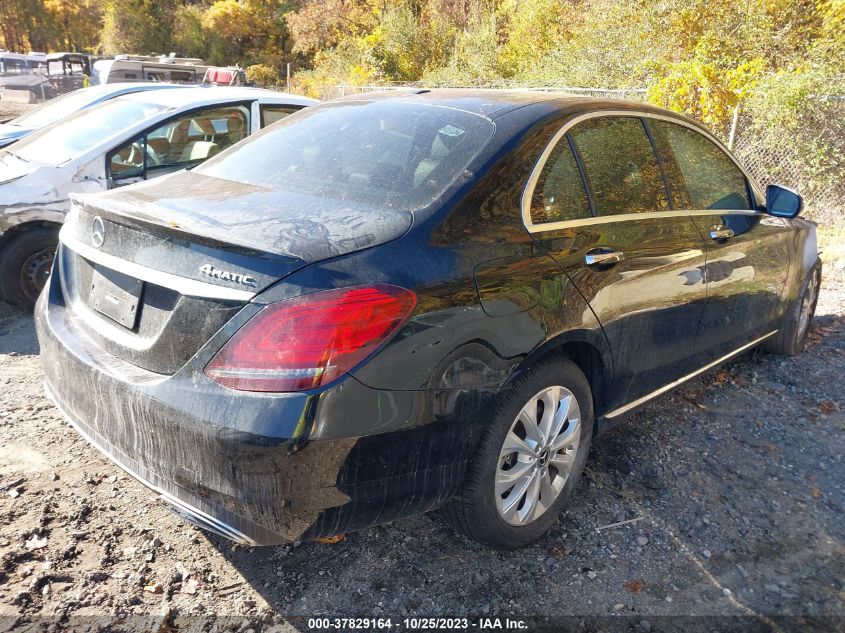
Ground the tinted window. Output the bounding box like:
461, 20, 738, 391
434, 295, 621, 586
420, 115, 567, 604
570, 116, 669, 215
531, 138, 591, 223
197, 101, 495, 211
651, 120, 751, 210
261, 105, 298, 127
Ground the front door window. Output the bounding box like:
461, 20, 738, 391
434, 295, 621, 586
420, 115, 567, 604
108, 104, 251, 186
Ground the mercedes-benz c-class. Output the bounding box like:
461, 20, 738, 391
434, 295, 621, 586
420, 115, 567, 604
35, 90, 820, 549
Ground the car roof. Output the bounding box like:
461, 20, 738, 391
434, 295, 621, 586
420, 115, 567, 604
118, 86, 317, 108
337, 88, 696, 126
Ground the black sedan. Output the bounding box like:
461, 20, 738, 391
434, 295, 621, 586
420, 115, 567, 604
35, 90, 821, 549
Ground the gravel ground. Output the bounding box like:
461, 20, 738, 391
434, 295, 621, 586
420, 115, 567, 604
0, 263, 843, 632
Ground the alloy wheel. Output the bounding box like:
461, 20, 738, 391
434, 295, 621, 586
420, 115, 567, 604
797, 271, 819, 342
496, 385, 581, 526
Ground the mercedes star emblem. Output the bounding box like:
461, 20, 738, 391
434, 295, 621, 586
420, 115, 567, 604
91, 216, 105, 248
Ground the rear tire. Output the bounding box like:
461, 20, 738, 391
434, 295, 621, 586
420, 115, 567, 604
441, 357, 593, 550
0, 226, 59, 311
763, 261, 821, 357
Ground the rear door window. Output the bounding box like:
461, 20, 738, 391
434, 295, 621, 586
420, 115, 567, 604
530, 138, 591, 224
650, 120, 752, 210
260, 105, 300, 127
569, 116, 670, 215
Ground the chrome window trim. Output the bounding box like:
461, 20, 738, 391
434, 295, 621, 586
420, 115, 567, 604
59, 225, 256, 302
521, 110, 764, 234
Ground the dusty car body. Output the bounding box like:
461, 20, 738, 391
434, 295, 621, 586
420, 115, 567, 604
0, 86, 316, 308
35, 90, 821, 549
0, 82, 194, 149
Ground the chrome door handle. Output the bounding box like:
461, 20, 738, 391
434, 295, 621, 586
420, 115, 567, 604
585, 248, 624, 268
709, 225, 735, 241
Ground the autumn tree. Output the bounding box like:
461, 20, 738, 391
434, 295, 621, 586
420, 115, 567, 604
100, 0, 176, 55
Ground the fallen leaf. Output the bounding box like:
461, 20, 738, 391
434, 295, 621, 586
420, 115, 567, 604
811, 485, 823, 499
315, 534, 346, 544
624, 579, 646, 593
550, 547, 567, 559
818, 401, 838, 414
713, 371, 728, 384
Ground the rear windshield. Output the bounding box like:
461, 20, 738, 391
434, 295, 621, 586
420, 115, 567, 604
196, 100, 495, 211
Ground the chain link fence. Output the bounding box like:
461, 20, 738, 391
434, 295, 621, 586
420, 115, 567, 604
731, 103, 845, 226
329, 82, 843, 225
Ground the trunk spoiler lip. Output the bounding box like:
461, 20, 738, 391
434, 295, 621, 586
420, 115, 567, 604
59, 224, 257, 302
69, 192, 302, 262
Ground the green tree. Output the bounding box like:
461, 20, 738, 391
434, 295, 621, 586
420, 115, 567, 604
101, 0, 176, 55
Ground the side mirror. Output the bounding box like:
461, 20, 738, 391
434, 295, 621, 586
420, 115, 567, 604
765, 184, 803, 219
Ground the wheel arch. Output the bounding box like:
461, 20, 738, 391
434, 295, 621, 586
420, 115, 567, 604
0, 219, 63, 249
503, 330, 613, 431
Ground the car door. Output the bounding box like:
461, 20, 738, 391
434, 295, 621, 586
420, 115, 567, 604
525, 113, 709, 412
106, 103, 252, 188
647, 118, 791, 362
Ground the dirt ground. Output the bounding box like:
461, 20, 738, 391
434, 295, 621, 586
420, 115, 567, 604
0, 102, 33, 121
0, 259, 842, 632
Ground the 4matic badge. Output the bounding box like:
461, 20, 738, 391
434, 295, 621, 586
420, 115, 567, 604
199, 264, 257, 287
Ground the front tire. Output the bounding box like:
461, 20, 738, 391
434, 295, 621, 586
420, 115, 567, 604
764, 261, 821, 356
0, 226, 59, 311
442, 357, 593, 549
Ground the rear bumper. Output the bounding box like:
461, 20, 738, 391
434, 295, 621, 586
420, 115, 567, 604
44, 380, 262, 544
35, 279, 492, 545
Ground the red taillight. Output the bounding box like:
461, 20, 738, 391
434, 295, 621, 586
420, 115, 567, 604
205, 285, 417, 392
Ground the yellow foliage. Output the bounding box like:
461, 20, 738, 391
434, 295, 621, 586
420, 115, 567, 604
202, 0, 252, 41
246, 63, 280, 86
647, 54, 765, 130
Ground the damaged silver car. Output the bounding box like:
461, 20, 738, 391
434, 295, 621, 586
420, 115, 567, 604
0, 86, 316, 308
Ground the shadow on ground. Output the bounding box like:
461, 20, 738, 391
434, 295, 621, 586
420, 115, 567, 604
0, 301, 39, 355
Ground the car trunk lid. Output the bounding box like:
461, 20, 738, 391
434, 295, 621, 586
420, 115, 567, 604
57, 171, 413, 374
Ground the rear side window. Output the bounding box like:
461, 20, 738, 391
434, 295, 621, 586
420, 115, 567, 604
530, 139, 591, 224
569, 116, 670, 215
261, 105, 299, 127
651, 120, 751, 210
